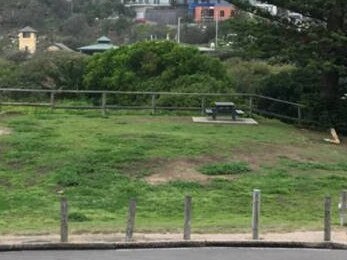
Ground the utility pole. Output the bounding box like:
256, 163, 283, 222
177, 17, 182, 44
66, 0, 73, 16
215, 10, 219, 48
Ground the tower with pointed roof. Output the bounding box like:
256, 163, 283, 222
18, 26, 38, 54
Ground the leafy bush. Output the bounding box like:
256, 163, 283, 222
84, 41, 232, 92
54, 166, 81, 187
68, 212, 90, 222
198, 162, 251, 176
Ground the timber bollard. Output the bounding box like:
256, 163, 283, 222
339, 190, 347, 226
324, 196, 331, 242
183, 195, 192, 240
125, 198, 137, 242
252, 189, 261, 240
60, 197, 68, 243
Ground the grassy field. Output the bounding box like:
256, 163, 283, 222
0, 108, 347, 235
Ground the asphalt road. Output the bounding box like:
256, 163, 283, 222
1, 247, 347, 260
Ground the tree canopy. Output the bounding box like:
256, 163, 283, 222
226, 0, 347, 127
83, 41, 232, 93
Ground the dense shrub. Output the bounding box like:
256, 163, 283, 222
83, 41, 233, 106
256, 67, 347, 130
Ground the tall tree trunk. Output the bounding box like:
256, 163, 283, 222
321, 0, 345, 125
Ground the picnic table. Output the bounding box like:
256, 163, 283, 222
205, 101, 244, 121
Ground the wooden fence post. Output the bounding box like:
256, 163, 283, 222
125, 198, 137, 242
201, 97, 206, 116
340, 190, 347, 226
252, 189, 261, 240
324, 196, 331, 242
249, 96, 253, 115
101, 92, 107, 116
297, 106, 302, 124
60, 197, 68, 243
183, 195, 192, 240
151, 94, 156, 115
50, 92, 55, 110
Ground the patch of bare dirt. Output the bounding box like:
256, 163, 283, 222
0, 127, 11, 136
232, 140, 347, 168
144, 142, 313, 185
137, 136, 347, 185
231, 143, 306, 170
144, 143, 313, 185
145, 158, 212, 184
144, 156, 240, 185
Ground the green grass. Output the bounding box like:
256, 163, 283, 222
0, 108, 347, 234
199, 162, 251, 175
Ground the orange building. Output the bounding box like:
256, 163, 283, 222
189, 0, 236, 23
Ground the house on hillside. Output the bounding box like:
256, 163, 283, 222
188, 0, 236, 23
78, 36, 118, 55
123, 0, 173, 22
47, 43, 74, 52
18, 26, 37, 54
145, 6, 187, 25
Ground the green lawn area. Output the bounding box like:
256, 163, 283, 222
0, 109, 347, 235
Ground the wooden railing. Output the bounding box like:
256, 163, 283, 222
0, 88, 305, 122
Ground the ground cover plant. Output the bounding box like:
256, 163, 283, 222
198, 162, 251, 176
0, 109, 347, 235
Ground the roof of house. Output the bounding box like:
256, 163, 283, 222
78, 36, 118, 52
96, 36, 112, 43
48, 43, 74, 52
19, 26, 38, 33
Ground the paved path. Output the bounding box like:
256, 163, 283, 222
1, 230, 347, 244
2, 248, 347, 260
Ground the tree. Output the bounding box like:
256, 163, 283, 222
83, 41, 232, 93
227, 0, 347, 127
13, 51, 87, 89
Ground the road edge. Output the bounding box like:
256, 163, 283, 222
1, 241, 347, 251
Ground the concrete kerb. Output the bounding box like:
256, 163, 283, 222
1, 241, 347, 252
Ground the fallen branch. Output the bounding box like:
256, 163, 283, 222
323, 128, 341, 144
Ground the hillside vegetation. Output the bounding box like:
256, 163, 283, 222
0, 109, 346, 234
0, 0, 134, 51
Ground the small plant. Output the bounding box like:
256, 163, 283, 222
199, 162, 251, 176
68, 212, 90, 222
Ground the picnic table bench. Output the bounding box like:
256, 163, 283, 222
205, 101, 244, 120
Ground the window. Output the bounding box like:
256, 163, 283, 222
201, 8, 214, 18
220, 10, 225, 17
208, 9, 214, 17
22, 32, 31, 38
